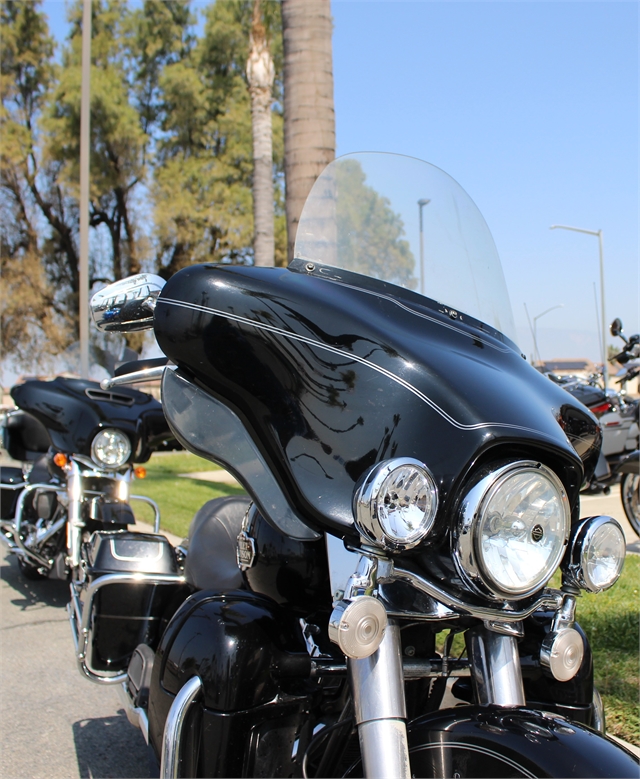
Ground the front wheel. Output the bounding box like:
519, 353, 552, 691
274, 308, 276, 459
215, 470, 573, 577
621, 472, 640, 536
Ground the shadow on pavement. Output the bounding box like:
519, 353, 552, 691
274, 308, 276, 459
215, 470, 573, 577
0, 554, 69, 610
73, 709, 151, 778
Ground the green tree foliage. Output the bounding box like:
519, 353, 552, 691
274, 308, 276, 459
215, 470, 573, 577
154, 0, 285, 275
1, 0, 285, 371
0, 0, 77, 368
335, 158, 416, 287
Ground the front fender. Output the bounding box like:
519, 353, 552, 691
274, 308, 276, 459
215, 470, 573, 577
406, 705, 638, 778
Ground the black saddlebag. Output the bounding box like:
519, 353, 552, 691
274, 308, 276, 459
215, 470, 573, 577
82, 531, 189, 673
1, 467, 24, 519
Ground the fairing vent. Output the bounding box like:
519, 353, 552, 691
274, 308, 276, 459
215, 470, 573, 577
85, 388, 136, 407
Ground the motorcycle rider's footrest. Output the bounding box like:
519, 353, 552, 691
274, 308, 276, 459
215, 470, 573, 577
128, 643, 155, 708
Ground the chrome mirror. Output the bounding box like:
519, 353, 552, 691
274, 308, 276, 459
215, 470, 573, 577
90, 274, 166, 332
610, 318, 623, 338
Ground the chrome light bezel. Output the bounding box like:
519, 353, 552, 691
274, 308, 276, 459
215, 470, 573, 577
454, 460, 571, 600
354, 457, 439, 552
91, 428, 132, 469
562, 515, 626, 593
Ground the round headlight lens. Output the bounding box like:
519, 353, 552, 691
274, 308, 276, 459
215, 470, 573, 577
580, 519, 625, 592
457, 462, 571, 599
91, 428, 131, 468
354, 458, 438, 551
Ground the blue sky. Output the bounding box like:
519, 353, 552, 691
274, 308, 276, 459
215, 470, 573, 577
41, 0, 638, 364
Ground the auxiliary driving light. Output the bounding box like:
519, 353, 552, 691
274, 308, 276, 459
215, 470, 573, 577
562, 515, 626, 593
328, 596, 388, 659
354, 458, 438, 551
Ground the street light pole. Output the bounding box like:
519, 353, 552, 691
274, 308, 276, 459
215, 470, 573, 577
79, 0, 91, 379
550, 224, 607, 387
532, 304, 564, 364
418, 198, 430, 295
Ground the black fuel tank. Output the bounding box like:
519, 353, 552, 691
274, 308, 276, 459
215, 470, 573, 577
155, 262, 599, 538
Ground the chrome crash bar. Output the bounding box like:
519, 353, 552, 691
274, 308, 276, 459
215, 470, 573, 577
2, 483, 68, 569
68, 571, 185, 684
130, 494, 161, 534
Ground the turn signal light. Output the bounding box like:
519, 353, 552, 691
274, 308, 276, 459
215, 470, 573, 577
134, 466, 147, 479
328, 596, 388, 659
53, 453, 68, 468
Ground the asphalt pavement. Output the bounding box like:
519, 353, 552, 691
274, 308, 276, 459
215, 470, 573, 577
0, 550, 151, 779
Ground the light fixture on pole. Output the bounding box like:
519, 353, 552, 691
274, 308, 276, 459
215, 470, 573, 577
550, 224, 607, 386
79, 0, 92, 379
418, 198, 431, 295
531, 304, 564, 364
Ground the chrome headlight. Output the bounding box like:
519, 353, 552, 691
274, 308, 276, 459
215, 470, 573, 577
354, 458, 439, 551
91, 428, 131, 469
562, 515, 625, 592
456, 461, 571, 599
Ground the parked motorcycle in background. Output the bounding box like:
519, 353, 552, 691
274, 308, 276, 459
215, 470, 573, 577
75, 153, 638, 778
546, 318, 640, 534
0, 373, 175, 581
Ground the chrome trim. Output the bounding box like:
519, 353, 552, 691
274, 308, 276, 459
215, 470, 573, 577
130, 494, 161, 534
309, 658, 470, 679
117, 681, 150, 744
354, 458, 438, 552
348, 622, 410, 779
388, 561, 563, 622
467, 626, 526, 706
453, 460, 571, 600
160, 675, 202, 779
32, 515, 66, 547
101, 365, 167, 389
10, 482, 67, 569
68, 571, 185, 684
592, 687, 606, 734
68, 460, 84, 568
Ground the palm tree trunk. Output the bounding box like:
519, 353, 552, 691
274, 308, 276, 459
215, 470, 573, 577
247, 0, 275, 266
281, 0, 335, 262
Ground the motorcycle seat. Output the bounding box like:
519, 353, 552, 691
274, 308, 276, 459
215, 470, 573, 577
183, 495, 251, 592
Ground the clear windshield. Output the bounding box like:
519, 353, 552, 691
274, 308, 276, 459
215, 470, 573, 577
293, 152, 517, 343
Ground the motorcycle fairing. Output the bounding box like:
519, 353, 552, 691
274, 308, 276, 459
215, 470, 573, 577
403, 706, 640, 779
10, 377, 170, 462
161, 368, 318, 540
154, 261, 599, 541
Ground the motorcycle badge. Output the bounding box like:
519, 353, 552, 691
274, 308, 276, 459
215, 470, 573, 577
236, 509, 256, 570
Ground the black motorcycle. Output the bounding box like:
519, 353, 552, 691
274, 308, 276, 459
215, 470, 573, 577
0, 374, 174, 587
546, 319, 640, 534
76, 153, 638, 777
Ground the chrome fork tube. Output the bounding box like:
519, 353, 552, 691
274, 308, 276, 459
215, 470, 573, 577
67, 460, 84, 568
467, 626, 526, 706
348, 621, 411, 779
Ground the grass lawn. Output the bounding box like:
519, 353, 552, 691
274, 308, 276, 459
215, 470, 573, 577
131, 451, 639, 745
129, 451, 246, 538
577, 553, 640, 746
